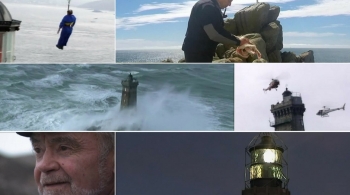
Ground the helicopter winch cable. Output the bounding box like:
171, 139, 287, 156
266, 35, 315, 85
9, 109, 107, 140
67, 0, 71, 11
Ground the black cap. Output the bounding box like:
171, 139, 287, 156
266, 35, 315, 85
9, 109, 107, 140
16, 132, 33, 137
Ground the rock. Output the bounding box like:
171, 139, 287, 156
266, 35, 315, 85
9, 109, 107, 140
234, 2, 270, 35
212, 59, 232, 63
224, 18, 238, 35
253, 58, 268, 63
212, 56, 220, 61
228, 57, 243, 62
281, 51, 297, 62
161, 58, 173, 63
224, 48, 247, 62
275, 20, 283, 50
224, 48, 235, 58
178, 58, 186, 63
267, 6, 280, 23
243, 33, 269, 62
296, 50, 315, 62
267, 49, 282, 62
216, 43, 226, 59
209, 3, 315, 63
261, 22, 280, 53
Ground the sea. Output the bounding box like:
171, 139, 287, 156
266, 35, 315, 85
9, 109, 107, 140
115, 48, 350, 63
0, 64, 234, 131
6, 3, 115, 63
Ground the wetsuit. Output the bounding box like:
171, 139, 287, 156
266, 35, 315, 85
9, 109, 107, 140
56, 14, 76, 49
182, 0, 241, 62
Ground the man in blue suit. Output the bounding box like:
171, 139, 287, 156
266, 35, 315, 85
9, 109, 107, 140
56, 9, 76, 50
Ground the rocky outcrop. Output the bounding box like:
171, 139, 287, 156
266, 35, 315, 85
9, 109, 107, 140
296, 50, 314, 62
216, 2, 314, 63
161, 58, 174, 63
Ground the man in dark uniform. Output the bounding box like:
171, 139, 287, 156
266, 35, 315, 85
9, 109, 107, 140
182, 0, 249, 62
16, 132, 115, 195
56, 10, 76, 50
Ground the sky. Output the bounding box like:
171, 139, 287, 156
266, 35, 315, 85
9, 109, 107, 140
0, 133, 33, 157
235, 63, 350, 131
2, 0, 96, 5
3, 0, 97, 6
116, 132, 350, 195
115, 0, 350, 50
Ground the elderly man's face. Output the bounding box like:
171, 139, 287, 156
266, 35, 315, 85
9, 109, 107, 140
31, 133, 114, 195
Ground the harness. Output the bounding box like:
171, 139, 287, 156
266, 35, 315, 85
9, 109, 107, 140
64, 22, 74, 27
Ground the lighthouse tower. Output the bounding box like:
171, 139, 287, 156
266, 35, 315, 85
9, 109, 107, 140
242, 133, 290, 195
270, 88, 306, 131
120, 73, 139, 110
0, 2, 21, 62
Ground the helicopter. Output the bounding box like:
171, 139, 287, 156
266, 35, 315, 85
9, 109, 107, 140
316, 104, 346, 117
263, 79, 280, 92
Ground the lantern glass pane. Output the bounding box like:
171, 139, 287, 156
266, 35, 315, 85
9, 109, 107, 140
3, 32, 14, 62
251, 149, 282, 164
0, 33, 3, 62
250, 164, 285, 180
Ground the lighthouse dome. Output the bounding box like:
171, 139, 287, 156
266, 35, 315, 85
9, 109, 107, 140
0, 2, 12, 22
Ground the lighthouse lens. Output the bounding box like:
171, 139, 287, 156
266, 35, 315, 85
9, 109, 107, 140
250, 164, 284, 180
251, 149, 282, 164
263, 149, 275, 163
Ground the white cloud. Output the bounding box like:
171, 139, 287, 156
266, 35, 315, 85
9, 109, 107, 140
280, 0, 350, 18
321, 24, 345, 28
135, 2, 193, 12
116, 1, 195, 30
284, 31, 346, 37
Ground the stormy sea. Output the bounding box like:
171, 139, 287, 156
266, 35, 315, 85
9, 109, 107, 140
115, 48, 350, 63
6, 3, 115, 63
0, 64, 234, 131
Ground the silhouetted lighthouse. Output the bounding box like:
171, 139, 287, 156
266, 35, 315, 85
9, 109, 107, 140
120, 73, 139, 110
0, 2, 21, 62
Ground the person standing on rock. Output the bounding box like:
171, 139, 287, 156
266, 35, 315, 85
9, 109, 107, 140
182, 0, 250, 62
